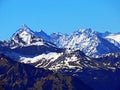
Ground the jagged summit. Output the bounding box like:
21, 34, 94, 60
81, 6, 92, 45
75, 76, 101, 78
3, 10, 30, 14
34, 29, 51, 41
10, 24, 42, 47
71, 28, 95, 37
21, 24, 28, 29
0, 25, 120, 57
4, 24, 58, 52
79, 28, 95, 33
50, 28, 120, 57
12, 24, 34, 37
11, 24, 33, 38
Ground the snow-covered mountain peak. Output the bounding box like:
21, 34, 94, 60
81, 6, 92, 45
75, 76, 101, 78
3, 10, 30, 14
79, 28, 95, 34
21, 24, 29, 30
50, 28, 120, 57
72, 28, 95, 36
11, 24, 34, 39
11, 25, 35, 42
9, 25, 45, 48
15, 24, 34, 35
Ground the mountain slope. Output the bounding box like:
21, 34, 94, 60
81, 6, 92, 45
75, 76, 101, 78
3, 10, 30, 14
105, 33, 120, 44
47, 49, 118, 72
0, 54, 92, 90
47, 51, 120, 90
34, 30, 52, 41
50, 32, 69, 48
95, 31, 120, 48
105, 38, 120, 48
0, 25, 63, 60
9, 24, 56, 49
50, 28, 120, 57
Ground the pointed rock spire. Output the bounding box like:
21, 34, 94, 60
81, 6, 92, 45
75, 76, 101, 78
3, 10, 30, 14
21, 24, 28, 29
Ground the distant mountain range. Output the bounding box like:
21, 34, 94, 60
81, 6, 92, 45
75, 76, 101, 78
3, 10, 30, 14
1, 24, 120, 56
0, 24, 120, 71
1, 24, 120, 90
50, 29, 120, 57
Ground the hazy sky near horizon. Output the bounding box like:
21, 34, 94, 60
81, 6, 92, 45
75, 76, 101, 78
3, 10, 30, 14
0, 0, 120, 40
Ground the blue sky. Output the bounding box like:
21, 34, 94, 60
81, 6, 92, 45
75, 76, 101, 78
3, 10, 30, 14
0, 0, 120, 40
